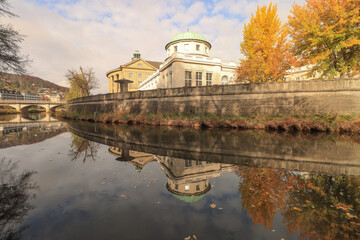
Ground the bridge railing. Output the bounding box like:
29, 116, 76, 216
0, 99, 66, 104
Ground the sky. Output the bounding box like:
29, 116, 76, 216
8, 0, 304, 93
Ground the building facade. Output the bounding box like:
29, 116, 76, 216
139, 31, 238, 91
106, 50, 162, 93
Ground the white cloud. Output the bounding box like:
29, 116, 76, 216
8, 0, 303, 93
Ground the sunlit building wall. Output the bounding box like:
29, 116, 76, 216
106, 50, 162, 93
139, 31, 238, 90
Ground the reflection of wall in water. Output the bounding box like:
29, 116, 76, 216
156, 156, 235, 199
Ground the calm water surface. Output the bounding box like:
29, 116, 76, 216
0, 113, 359, 240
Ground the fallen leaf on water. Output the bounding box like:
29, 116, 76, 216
293, 207, 302, 212
346, 212, 357, 219
120, 194, 127, 199
210, 203, 216, 208
218, 207, 223, 210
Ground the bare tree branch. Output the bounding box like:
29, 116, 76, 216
0, 0, 29, 75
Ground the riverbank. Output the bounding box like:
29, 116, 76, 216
56, 111, 360, 134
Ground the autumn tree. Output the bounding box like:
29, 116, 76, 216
0, 0, 28, 74
237, 3, 297, 83
66, 67, 98, 99
288, 0, 360, 78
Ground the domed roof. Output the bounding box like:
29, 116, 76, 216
172, 193, 205, 203
165, 31, 211, 49
170, 31, 207, 42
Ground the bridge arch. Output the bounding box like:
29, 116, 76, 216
0, 100, 66, 113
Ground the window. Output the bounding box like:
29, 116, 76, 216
169, 71, 172, 88
184, 44, 189, 51
196, 161, 202, 166
196, 72, 202, 86
206, 73, 212, 86
174, 46, 177, 52
196, 44, 200, 51
116, 74, 119, 80
185, 159, 192, 167
221, 75, 228, 85
137, 63, 142, 67
175, 184, 178, 190
138, 73, 142, 78
185, 71, 192, 87
185, 185, 190, 191
129, 73, 133, 78
111, 76, 114, 81
205, 47, 208, 53
196, 185, 200, 191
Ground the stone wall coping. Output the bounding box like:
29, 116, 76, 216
68, 78, 360, 105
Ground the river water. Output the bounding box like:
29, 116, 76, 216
0, 113, 359, 240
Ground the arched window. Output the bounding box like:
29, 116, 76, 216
221, 75, 228, 85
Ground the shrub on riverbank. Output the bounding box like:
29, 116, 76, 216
0, 108, 19, 115
56, 111, 360, 134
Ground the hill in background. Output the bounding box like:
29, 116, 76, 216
0, 72, 68, 94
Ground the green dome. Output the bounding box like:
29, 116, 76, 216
170, 31, 207, 42
166, 31, 211, 49
172, 193, 205, 203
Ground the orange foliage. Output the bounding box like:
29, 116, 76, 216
237, 3, 298, 83
238, 167, 298, 229
288, 0, 360, 78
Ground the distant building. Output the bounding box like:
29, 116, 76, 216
106, 50, 162, 93
0, 88, 23, 100
43, 94, 61, 102
284, 65, 360, 81
21, 91, 41, 101
139, 31, 238, 90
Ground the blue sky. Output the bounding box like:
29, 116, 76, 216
11, 0, 303, 93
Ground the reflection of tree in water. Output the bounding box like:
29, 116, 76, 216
238, 167, 298, 229
283, 174, 360, 240
69, 134, 99, 163
238, 166, 360, 239
0, 159, 37, 240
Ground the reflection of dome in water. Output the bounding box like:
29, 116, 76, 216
172, 193, 205, 203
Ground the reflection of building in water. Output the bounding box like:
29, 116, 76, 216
156, 156, 235, 202
109, 147, 236, 202
109, 147, 155, 172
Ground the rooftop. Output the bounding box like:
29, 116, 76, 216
166, 31, 211, 49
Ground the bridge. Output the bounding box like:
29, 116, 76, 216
0, 99, 66, 112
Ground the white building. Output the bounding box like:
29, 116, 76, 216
139, 31, 238, 90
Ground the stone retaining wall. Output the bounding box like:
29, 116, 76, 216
68, 78, 360, 115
